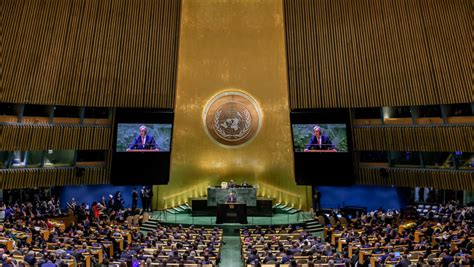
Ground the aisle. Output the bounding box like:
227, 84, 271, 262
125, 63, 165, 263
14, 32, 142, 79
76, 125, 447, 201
220, 236, 242, 267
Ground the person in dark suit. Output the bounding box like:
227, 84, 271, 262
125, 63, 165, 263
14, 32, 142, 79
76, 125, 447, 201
398, 254, 411, 267
246, 250, 260, 265
131, 188, 138, 210
127, 125, 158, 151
24, 251, 36, 266
280, 249, 293, 264
226, 191, 237, 203
263, 252, 277, 263
304, 125, 336, 151
145, 186, 153, 212
440, 253, 454, 267
140, 186, 147, 212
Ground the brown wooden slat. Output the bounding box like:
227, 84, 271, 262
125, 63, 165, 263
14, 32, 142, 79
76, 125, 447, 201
284, 0, 471, 108
4, 0, 180, 108
1, 124, 112, 151
352, 125, 473, 152
0, 167, 110, 189
355, 167, 473, 191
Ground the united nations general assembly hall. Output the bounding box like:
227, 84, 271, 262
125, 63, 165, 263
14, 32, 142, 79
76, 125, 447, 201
1, 0, 472, 266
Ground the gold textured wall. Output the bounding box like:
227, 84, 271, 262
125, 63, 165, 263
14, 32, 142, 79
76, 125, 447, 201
156, 0, 310, 210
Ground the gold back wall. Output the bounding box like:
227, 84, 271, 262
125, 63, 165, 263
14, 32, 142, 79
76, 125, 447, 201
4, 0, 180, 108
156, 0, 310, 210
284, 0, 471, 108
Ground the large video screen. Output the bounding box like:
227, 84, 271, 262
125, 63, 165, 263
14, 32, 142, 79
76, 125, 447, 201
292, 124, 348, 152
291, 110, 354, 185
111, 109, 174, 185
116, 123, 172, 152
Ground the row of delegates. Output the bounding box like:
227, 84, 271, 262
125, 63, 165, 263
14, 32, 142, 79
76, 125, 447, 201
3, 196, 62, 222
322, 205, 473, 266
68, 188, 153, 222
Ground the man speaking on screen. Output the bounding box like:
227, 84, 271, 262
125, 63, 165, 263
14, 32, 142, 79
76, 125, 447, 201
127, 125, 159, 151
304, 125, 336, 152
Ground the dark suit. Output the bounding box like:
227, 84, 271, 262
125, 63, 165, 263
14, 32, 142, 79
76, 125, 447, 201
305, 134, 334, 150
398, 258, 411, 267
246, 253, 260, 264
131, 190, 138, 209
41, 261, 57, 267
441, 255, 454, 267
128, 134, 157, 150
263, 255, 277, 263
226, 194, 237, 203
24, 255, 36, 265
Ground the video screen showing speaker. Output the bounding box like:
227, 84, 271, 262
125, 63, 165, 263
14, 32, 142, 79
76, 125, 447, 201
291, 110, 354, 186
112, 109, 174, 185
292, 124, 348, 153
116, 123, 172, 152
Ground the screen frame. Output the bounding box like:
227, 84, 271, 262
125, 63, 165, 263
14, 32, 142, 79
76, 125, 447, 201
290, 109, 354, 186
112, 109, 174, 153
290, 109, 353, 154
291, 123, 349, 153
111, 108, 174, 185
115, 123, 173, 152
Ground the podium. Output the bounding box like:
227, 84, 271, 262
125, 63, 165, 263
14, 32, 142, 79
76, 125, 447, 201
216, 203, 247, 224
207, 187, 257, 206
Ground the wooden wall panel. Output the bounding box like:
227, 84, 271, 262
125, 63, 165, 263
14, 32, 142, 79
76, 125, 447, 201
284, 0, 471, 108
0, 167, 110, 189
3, 0, 180, 108
1, 125, 112, 151
356, 168, 474, 191
353, 125, 473, 152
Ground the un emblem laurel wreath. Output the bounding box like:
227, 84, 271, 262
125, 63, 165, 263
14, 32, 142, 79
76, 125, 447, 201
214, 109, 251, 139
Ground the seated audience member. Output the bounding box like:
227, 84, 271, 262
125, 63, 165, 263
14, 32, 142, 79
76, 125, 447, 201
263, 251, 277, 263
239, 201, 473, 267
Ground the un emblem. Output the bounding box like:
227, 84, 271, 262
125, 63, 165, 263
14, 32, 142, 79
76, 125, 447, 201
203, 91, 262, 147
